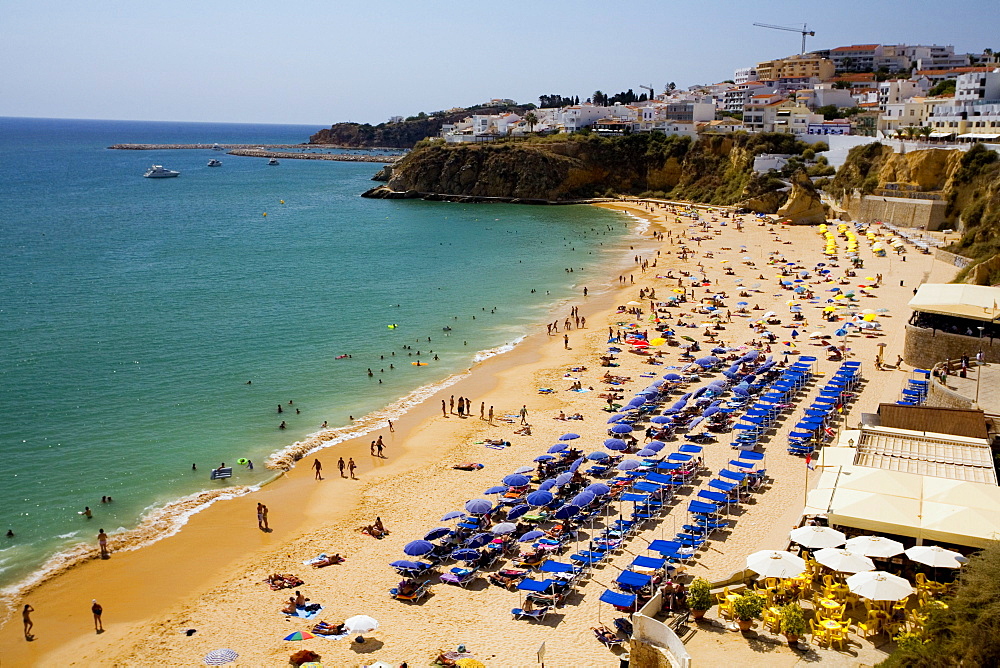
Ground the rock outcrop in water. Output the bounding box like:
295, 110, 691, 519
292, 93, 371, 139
364, 133, 823, 210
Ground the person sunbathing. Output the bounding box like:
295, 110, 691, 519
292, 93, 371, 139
362, 524, 386, 539
312, 554, 344, 568
397, 578, 419, 596
592, 626, 619, 644
514, 425, 532, 436
268, 573, 304, 589
312, 620, 346, 636
281, 597, 298, 614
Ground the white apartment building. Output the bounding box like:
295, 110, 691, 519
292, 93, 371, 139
879, 97, 949, 135
877, 79, 929, 111
956, 69, 1000, 101
558, 104, 613, 132
734, 67, 758, 85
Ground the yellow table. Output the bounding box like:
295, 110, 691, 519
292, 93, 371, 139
820, 619, 843, 631
817, 598, 840, 611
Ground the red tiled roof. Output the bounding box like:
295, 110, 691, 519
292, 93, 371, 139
832, 44, 880, 52
915, 66, 994, 76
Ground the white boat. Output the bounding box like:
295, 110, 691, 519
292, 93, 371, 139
207, 159, 222, 167
268, 157, 279, 166
212, 143, 225, 151
144, 165, 180, 178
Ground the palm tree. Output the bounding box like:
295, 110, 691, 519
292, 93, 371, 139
919, 126, 933, 142
524, 112, 538, 133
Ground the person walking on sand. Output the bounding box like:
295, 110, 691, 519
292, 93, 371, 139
348, 458, 357, 479
564, 334, 569, 349
23, 604, 33, 639
92, 600, 103, 633
338, 457, 346, 478
388, 419, 394, 433
519, 404, 528, 425
376, 439, 385, 458
312, 459, 323, 480
98, 528, 109, 558
261, 504, 270, 531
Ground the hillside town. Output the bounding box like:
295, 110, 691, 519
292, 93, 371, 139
439, 42, 1000, 145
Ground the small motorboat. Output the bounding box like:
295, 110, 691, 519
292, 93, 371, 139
268, 157, 279, 166
144, 164, 180, 178
207, 159, 222, 167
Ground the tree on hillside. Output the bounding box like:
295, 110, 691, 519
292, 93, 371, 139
524, 111, 538, 132
929, 79, 957, 97
878, 540, 1000, 667
593, 91, 607, 106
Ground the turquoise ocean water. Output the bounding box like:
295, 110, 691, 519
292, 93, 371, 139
0, 117, 632, 591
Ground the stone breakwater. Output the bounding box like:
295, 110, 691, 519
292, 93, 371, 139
361, 184, 613, 205
109, 143, 311, 150
227, 149, 397, 163
108, 144, 400, 164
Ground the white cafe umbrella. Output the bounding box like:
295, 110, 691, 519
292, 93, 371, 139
844, 535, 904, 559
904, 545, 965, 569
846, 570, 914, 601
815, 548, 875, 574
789, 525, 846, 549
746, 550, 806, 579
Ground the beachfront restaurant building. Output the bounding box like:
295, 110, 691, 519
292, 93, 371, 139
903, 283, 1000, 369
805, 423, 1000, 549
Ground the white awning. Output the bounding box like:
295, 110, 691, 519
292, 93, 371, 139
957, 133, 1000, 140
908, 283, 1000, 322
928, 132, 955, 138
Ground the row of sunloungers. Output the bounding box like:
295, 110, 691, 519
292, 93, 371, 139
787, 361, 861, 455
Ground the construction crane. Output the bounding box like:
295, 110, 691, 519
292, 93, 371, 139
639, 84, 655, 101
752, 22, 815, 55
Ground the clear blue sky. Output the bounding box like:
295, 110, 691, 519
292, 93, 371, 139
2, 0, 996, 127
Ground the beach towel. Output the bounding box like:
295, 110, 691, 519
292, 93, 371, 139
315, 631, 350, 640
304, 554, 330, 566
285, 605, 323, 619
485, 443, 509, 450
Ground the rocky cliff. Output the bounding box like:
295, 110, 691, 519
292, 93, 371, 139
310, 105, 530, 148
777, 171, 827, 224
830, 143, 1000, 265
365, 132, 822, 209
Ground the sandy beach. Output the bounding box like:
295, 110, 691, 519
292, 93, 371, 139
0, 200, 959, 667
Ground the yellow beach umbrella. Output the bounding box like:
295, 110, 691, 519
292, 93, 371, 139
649, 337, 667, 346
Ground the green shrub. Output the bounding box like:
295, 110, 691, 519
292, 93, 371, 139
688, 578, 712, 610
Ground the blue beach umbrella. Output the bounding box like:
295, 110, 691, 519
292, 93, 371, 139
465, 532, 493, 549
610, 423, 633, 434
548, 443, 568, 454
702, 405, 721, 418
526, 490, 554, 507
403, 540, 434, 556
484, 485, 507, 495
651, 415, 673, 424
559, 433, 581, 441
440, 511, 466, 522
424, 527, 452, 541
502, 474, 531, 487
465, 499, 493, 515
538, 479, 558, 492
451, 548, 481, 561
586, 483, 611, 496
569, 457, 585, 471
647, 441, 666, 451
554, 504, 581, 520
617, 459, 643, 471
607, 413, 628, 423
492, 522, 517, 535
571, 491, 597, 507
519, 530, 545, 543
555, 472, 575, 486
390, 560, 425, 571
664, 373, 682, 381
605, 439, 628, 451
637, 448, 658, 457
534, 455, 555, 462
506, 505, 530, 520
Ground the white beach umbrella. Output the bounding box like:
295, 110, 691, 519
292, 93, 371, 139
844, 535, 904, 558
846, 570, 914, 601
815, 548, 876, 574
746, 550, 806, 579
345, 615, 380, 634
204, 649, 238, 665
904, 545, 965, 569
789, 525, 846, 549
